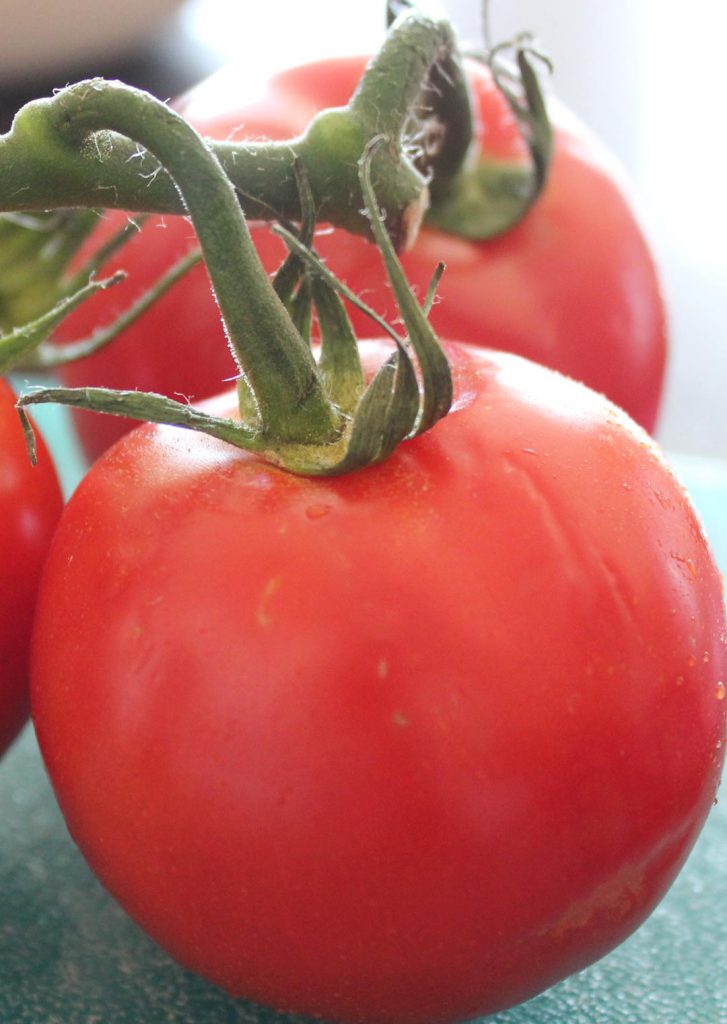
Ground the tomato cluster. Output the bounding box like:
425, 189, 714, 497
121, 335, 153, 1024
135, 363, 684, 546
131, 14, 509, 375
56, 56, 666, 459
0, 29, 724, 1024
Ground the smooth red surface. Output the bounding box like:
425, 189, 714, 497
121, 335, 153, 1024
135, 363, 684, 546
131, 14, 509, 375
57, 56, 667, 459
33, 344, 725, 1023
0, 379, 62, 755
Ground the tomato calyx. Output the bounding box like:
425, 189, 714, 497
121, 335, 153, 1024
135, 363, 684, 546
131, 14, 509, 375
426, 34, 554, 239
384, 1, 554, 240
17, 81, 452, 477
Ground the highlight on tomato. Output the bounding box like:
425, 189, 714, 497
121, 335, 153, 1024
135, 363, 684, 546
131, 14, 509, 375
53, 41, 666, 461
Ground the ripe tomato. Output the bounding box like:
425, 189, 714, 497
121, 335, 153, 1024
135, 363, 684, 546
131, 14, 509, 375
33, 343, 724, 1023
0, 378, 62, 756
56, 55, 667, 460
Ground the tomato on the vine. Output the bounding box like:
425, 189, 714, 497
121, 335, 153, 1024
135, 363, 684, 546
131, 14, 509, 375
0, 378, 62, 756
56, 55, 667, 460
32, 342, 724, 1024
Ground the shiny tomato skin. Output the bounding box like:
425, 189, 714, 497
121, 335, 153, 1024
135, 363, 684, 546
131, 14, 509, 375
0, 378, 63, 756
56, 56, 666, 460
33, 344, 724, 1024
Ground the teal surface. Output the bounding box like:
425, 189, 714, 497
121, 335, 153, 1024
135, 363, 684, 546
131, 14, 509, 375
1, 413, 726, 1024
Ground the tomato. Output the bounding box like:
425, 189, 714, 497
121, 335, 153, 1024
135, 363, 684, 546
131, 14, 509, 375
56, 55, 667, 460
0, 378, 62, 756
32, 343, 724, 1024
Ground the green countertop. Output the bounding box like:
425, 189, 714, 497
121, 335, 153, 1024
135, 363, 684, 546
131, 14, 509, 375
2, 409, 726, 1024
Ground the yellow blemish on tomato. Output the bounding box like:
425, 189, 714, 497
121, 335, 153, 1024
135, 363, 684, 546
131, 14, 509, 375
547, 864, 646, 941
716, 682, 725, 701
257, 575, 282, 628
672, 553, 699, 581
306, 503, 332, 520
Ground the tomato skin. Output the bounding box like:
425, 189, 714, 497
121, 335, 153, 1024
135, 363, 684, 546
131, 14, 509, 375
0, 378, 63, 756
33, 344, 724, 1023
56, 56, 666, 460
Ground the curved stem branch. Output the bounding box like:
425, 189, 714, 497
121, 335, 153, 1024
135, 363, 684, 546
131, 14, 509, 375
0, 11, 473, 250
349, 9, 472, 194
49, 79, 339, 443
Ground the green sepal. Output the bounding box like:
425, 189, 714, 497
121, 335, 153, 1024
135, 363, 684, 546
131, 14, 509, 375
22, 248, 202, 371
273, 224, 401, 345
376, 342, 420, 458
289, 274, 313, 345
310, 275, 365, 415
423, 261, 446, 317
17, 385, 265, 467
359, 137, 453, 435
426, 44, 554, 239
62, 213, 148, 298
0, 272, 123, 374
513, 46, 553, 194
334, 346, 418, 472
272, 160, 316, 306
424, 159, 534, 239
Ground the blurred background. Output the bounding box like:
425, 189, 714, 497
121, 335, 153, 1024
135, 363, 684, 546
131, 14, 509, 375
0, 0, 725, 460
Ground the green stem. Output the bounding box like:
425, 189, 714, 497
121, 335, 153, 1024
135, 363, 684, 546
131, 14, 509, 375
50, 79, 340, 444
0, 11, 470, 250
348, 9, 472, 202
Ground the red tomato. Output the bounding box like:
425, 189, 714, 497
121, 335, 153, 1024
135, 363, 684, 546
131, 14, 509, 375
56, 55, 667, 460
0, 378, 63, 756
33, 343, 724, 1023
